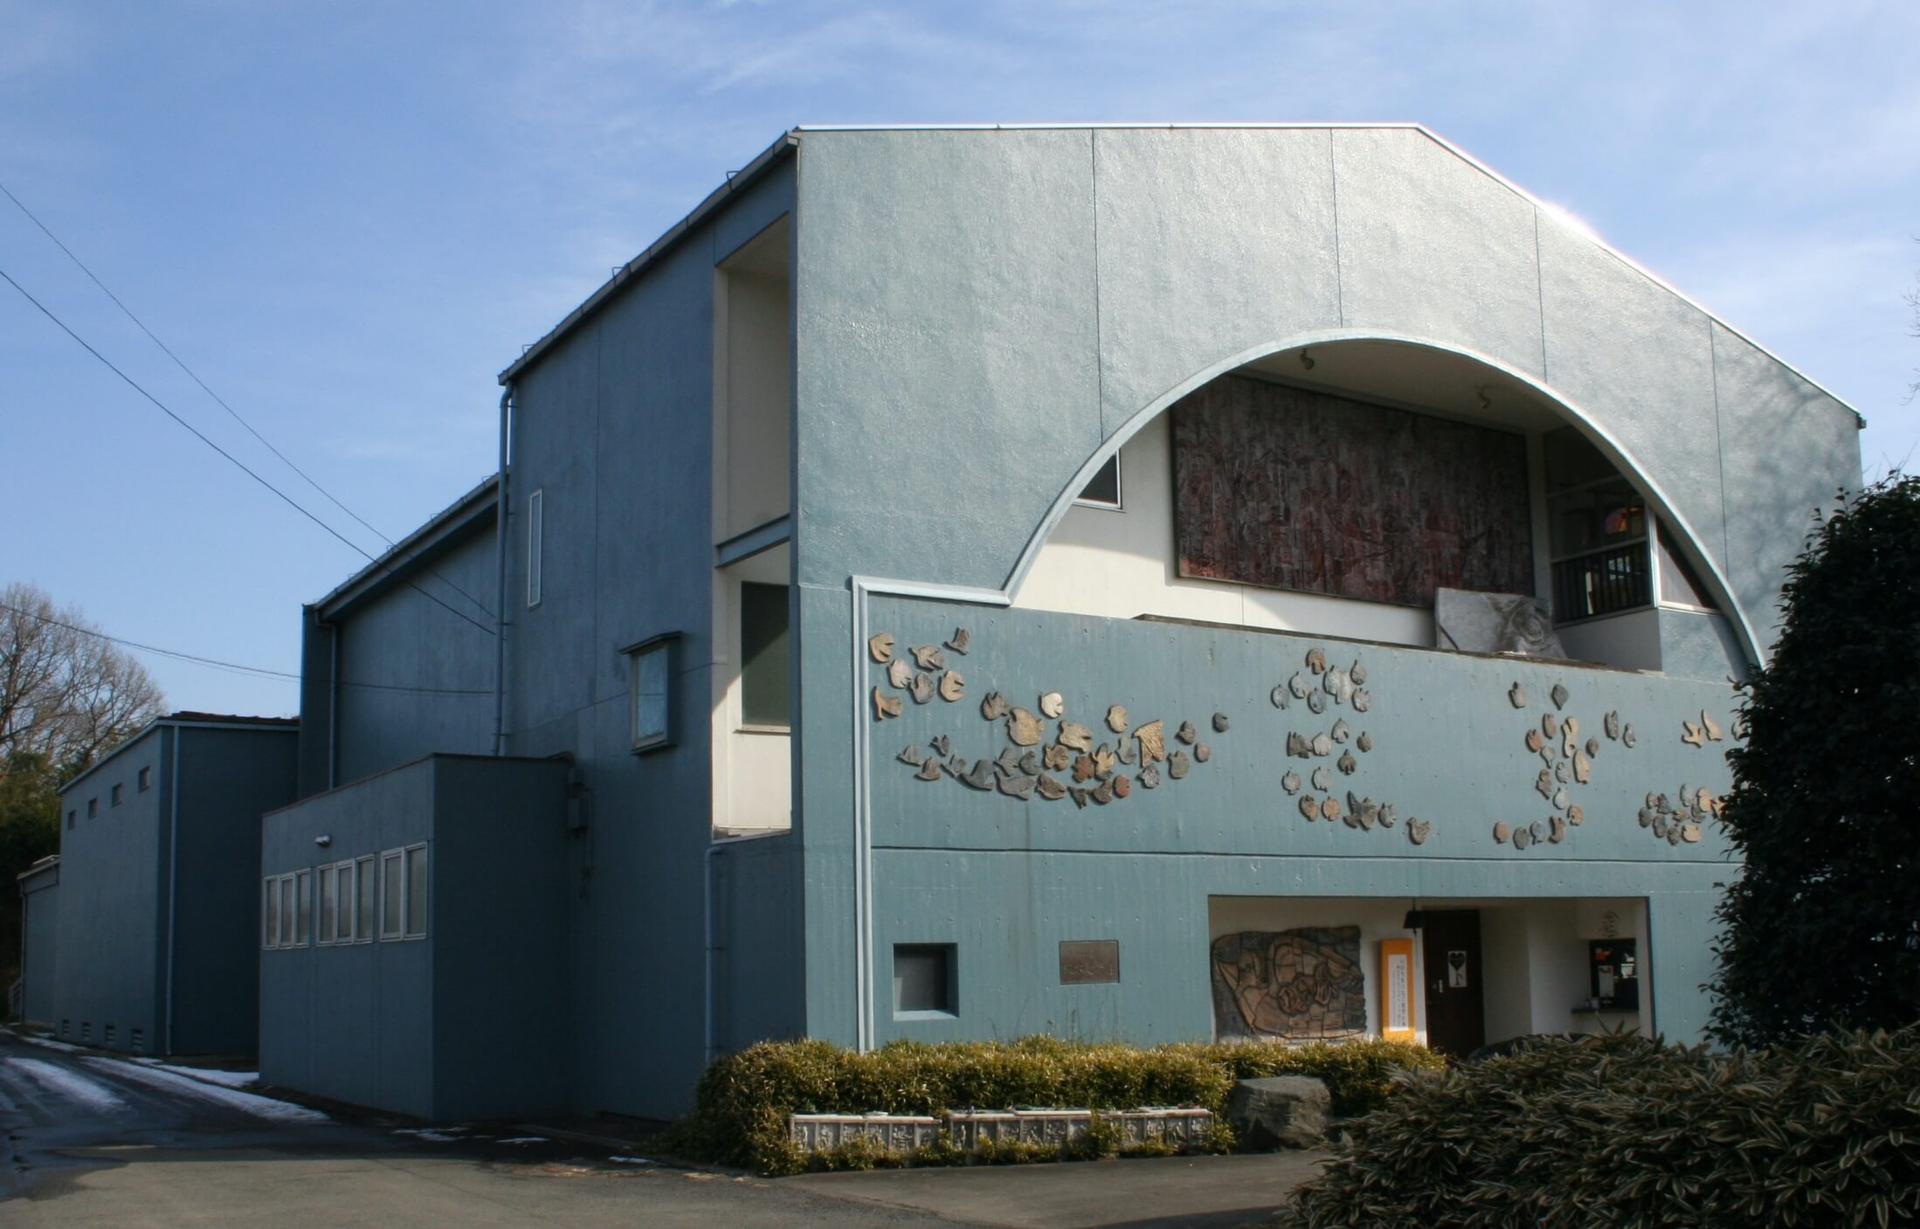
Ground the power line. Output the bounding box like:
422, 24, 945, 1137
0, 180, 497, 624
0, 599, 494, 696
0, 261, 498, 639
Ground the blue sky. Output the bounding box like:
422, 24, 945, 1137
3, 1, 1915, 718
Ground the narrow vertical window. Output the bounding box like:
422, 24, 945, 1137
356, 855, 376, 941
526, 489, 544, 607
295, 870, 313, 945
317, 865, 337, 944
263, 878, 279, 950
380, 850, 403, 939
739, 583, 791, 730
335, 861, 356, 942
138, 766, 152, 792
624, 634, 677, 751
111, 783, 123, 807
278, 877, 295, 946
405, 845, 428, 937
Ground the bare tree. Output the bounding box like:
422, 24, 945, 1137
0, 582, 165, 777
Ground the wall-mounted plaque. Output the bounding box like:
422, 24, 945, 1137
1059, 939, 1120, 985
1379, 937, 1417, 1042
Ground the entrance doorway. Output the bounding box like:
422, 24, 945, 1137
1421, 909, 1486, 1058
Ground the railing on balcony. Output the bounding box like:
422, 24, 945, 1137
1552, 542, 1652, 622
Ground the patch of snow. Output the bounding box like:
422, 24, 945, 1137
608, 1156, 657, 1165
392, 1128, 464, 1142
497, 1136, 549, 1145
7, 1057, 129, 1113
81, 1057, 327, 1123
156, 1065, 259, 1089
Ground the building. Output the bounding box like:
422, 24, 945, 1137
260, 124, 1862, 1121
31, 713, 298, 1055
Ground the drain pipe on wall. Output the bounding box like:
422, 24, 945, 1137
492, 384, 513, 756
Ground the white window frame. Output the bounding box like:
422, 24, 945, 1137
404, 842, 429, 939
1073, 452, 1123, 512
379, 849, 405, 940
526, 488, 544, 608
262, 877, 278, 950
354, 855, 376, 944
316, 864, 338, 945
294, 869, 313, 947
622, 632, 678, 753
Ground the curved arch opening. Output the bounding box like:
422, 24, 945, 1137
1009, 335, 1757, 677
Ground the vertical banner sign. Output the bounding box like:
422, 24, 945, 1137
1379, 938, 1417, 1042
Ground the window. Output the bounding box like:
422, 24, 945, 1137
405, 844, 428, 937
278, 876, 294, 946
294, 870, 312, 946
317, 865, 337, 944
1656, 519, 1717, 611
892, 944, 957, 1017
66, 810, 75, 831
1545, 427, 1652, 623
739, 583, 790, 730
88, 798, 98, 818
334, 861, 356, 943
624, 633, 676, 752
526, 489, 544, 607
355, 855, 376, 941
138, 766, 152, 792
111, 783, 123, 807
380, 850, 404, 939
1075, 453, 1122, 510
263, 878, 279, 950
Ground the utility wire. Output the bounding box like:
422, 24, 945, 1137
0, 180, 496, 623
0, 261, 497, 639
0, 599, 494, 696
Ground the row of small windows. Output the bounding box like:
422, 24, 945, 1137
66, 766, 153, 829
263, 844, 427, 949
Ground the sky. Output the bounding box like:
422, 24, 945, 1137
2, 1, 1915, 719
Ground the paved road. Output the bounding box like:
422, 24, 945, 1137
0, 1032, 1316, 1226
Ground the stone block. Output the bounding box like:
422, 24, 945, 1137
788, 1113, 941, 1154
1225, 1076, 1329, 1149
1111, 1107, 1214, 1147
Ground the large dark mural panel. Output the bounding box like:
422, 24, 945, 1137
1172, 376, 1533, 606
1211, 927, 1368, 1041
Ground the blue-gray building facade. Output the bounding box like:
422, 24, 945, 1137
269, 125, 1860, 1122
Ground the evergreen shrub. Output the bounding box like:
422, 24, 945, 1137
1277, 1028, 1920, 1229
673, 1034, 1441, 1174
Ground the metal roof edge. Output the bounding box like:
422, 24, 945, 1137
498, 130, 800, 385
313, 473, 500, 618
56, 713, 299, 797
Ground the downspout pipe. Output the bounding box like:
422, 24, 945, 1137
493, 385, 513, 756
163, 727, 180, 1055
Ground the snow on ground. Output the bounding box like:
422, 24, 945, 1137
144, 1062, 260, 1089
497, 1136, 550, 1145
82, 1057, 328, 1123
392, 1128, 465, 1142
7, 1057, 130, 1113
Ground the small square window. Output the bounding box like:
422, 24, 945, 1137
892, 944, 957, 1017
111, 783, 123, 807
624, 634, 677, 752
138, 766, 152, 792
1075, 454, 1121, 510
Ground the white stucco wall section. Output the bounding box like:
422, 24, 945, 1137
710, 547, 792, 835
1013, 415, 1434, 646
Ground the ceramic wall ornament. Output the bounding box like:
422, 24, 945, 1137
1509, 682, 1528, 709
1682, 823, 1702, 843
1213, 712, 1231, 733
1378, 803, 1398, 828
1270, 685, 1290, 710
1407, 818, 1432, 845
1567, 804, 1584, 826
1307, 691, 1328, 715
1702, 711, 1724, 742
1286, 732, 1309, 758
1117, 739, 1137, 766
1320, 796, 1341, 821
1513, 825, 1533, 851
1554, 760, 1570, 784
1035, 775, 1067, 801
1525, 729, 1545, 753
888, 658, 913, 689
1107, 705, 1130, 733
1039, 692, 1066, 719
1070, 788, 1089, 809
1194, 743, 1212, 764
944, 756, 968, 780
898, 744, 928, 767
1351, 689, 1372, 713
1176, 721, 1198, 745
980, 692, 1009, 721
1604, 711, 1621, 740
1007, 708, 1044, 746
936, 670, 965, 702
1136, 721, 1166, 763
1682, 720, 1707, 749
1112, 774, 1133, 800
873, 688, 904, 720
1140, 766, 1162, 789
1586, 737, 1601, 758
1324, 668, 1347, 699
915, 758, 944, 782
1298, 794, 1320, 819
961, 760, 996, 791
1044, 744, 1072, 772
1357, 731, 1374, 754
1551, 683, 1570, 711
1057, 721, 1094, 752
1536, 769, 1554, 799
912, 645, 947, 672
1622, 724, 1637, 749
1311, 766, 1333, 792
1493, 821, 1512, 845
1337, 751, 1357, 775
910, 674, 935, 705
1540, 746, 1556, 768
1573, 752, 1592, 784
1018, 751, 1041, 777
1312, 733, 1333, 757
1282, 771, 1303, 795
944, 628, 971, 655
998, 772, 1037, 800
1330, 718, 1351, 745
1169, 751, 1191, 780
1542, 713, 1560, 739
1071, 755, 1097, 784
868, 633, 896, 664
995, 745, 1025, 776
930, 735, 951, 758
1090, 781, 1114, 805
1093, 746, 1119, 778
1350, 661, 1367, 686
1306, 648, 1328, 674
1549, 816, 1567, 844
1552, 788, 1568, 810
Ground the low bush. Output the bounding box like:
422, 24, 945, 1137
1276, 1027, 1920, 1229
672, 1034, 1440, 1174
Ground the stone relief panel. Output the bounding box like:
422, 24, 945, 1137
1210, 927, 1367, 1041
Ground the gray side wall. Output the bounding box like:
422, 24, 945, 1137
499, 157, 799, 1119
19, 867, 58, 1026
331, 524, 500, 786
260, 758, 435, 1118
52, 729, 167, 1049
711, 833, 805, 1054
431, 756, 571, 1120
170, 726, 299, 1055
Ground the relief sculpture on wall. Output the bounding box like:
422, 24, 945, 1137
1210, 927, 1367, 1041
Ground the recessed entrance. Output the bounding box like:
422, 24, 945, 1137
1420, 909, 1486, 1058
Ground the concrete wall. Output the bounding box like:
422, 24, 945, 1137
711, 832, 806, 1055
171, 726, 299, 1054
52, 728, 167, 1050
18, 863, 58, 1026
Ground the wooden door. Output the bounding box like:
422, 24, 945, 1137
1421, 909, 1486, 1059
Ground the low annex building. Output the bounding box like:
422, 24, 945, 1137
251, 124, 1858, 1121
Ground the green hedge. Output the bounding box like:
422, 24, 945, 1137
672, 1034, 1442, 1174
1277, 1027, 1920, 1228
